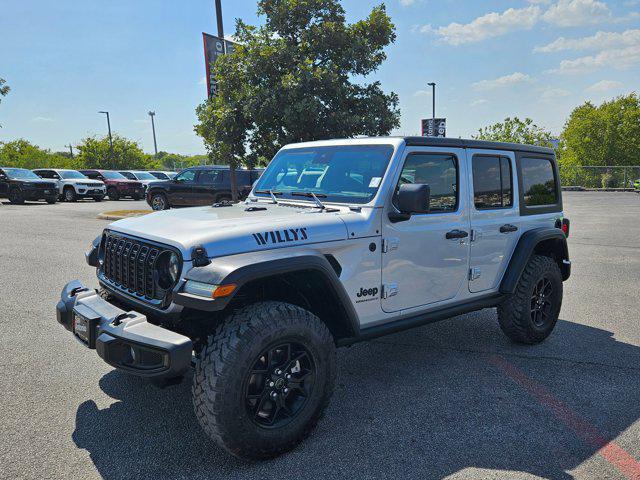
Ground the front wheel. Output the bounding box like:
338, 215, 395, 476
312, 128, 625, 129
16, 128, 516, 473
193, 302, 336, 460
8, 189, 24, 205
150, 192, 168, 211
63, 187, 77, 202
107, 188, 119, 201
93, 195, 104, 202
45, 196, 57, 204
498, 255, 563, 344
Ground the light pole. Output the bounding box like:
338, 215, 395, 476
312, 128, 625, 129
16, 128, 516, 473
427, 82, 436, 136
148, 111, 158, 156
98, 111, 114, 166
214, 0, 238, 201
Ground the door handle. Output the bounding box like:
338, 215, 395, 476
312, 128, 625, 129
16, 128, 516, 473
445, 229, 469, 240
499, 224, 518, 234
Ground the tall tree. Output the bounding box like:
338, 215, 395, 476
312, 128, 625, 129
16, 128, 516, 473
195, 0, 400, 167
76, 135, 160, 170
560, 93, 640, 168
474, 117, 554, 147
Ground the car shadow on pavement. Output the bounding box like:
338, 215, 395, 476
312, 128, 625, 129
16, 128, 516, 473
73, 316, 640, 479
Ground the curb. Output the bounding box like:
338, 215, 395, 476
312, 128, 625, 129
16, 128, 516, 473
97, 210, 152, 221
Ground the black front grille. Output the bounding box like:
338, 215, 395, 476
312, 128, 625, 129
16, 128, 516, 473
101, 232, 173, 302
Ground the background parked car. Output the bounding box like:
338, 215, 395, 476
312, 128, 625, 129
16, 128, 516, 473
148, 170, 177, 180
0, 167, 58, 204
118, 170, 160, 194
79, 169, 144, 201
33, 168, 106, 202
146, 166, 262, 210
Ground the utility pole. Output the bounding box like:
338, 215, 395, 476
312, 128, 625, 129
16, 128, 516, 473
98, 111, 114, 167
148, 111, 158, 155
214, 0, 239, 201
427, 82, 436, 136
66, 144, 74, 158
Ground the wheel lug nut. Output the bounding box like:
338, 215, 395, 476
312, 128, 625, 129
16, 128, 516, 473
269, 381, 274, 387
271, 392, 278, 399
275, 369, 282, 375
286, 374, 291, 379
283, 388, 289, 394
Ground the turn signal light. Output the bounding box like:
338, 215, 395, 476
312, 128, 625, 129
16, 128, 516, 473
213, 284, 237, 298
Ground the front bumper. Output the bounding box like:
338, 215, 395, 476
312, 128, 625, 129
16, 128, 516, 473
24, 189, 56, 200
56, 280, 192, 379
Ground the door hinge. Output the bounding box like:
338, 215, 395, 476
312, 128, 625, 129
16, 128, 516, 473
382, 237, 399, 253
382, 283, 399, 299
469, 267, 481, 281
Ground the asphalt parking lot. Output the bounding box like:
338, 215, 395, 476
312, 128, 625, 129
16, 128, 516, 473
1, 192, 639, 480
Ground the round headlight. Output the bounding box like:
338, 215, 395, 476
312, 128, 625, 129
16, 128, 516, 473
156, 251, 180, 290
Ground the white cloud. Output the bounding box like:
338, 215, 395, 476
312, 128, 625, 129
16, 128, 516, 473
413, 89, 432, 97
470, 99, 488, 106
540, 88, 571, 101
585, 80, 624, 92
553, 44, 640, 73
420, 6, 540, 45
534, 29, 640, 53
473, 72, 532, 90
399, 0, 418, 5
542, 0, 612, 27
32, 116, 53, 123
528, 0, 552, 3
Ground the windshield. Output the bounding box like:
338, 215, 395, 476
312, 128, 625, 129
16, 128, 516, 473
132, 171, 156, 180
59, 170, 87, 179
253, 145, 394, 204
3, 168, 41, 180
102, 171, 127, 180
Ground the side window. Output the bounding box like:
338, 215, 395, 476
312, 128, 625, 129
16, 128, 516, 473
521, 157, 558, 206
395, 153, 458, 213
175, 170, 196, 183
197, 170, 221, 184
472, 155, 513, 209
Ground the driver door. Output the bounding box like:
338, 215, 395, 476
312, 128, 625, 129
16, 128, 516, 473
169, 170, 196, 206
381, 147, 471, 313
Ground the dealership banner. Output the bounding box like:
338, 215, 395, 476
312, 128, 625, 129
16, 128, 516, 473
203, 33, 236, 99
421, 118, 447, 137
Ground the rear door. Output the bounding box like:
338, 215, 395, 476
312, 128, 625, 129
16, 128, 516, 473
468, 150, 520, 293
193, 169, 223, 205
381, 147, 471, 313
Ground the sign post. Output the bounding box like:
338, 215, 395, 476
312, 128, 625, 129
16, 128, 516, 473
421, 118, 447, 138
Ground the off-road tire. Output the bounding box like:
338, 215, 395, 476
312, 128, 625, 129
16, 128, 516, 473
93, 195, 104, 202
193, 301, 336, 460
107, 187, 119, 201
8, 189, 24, 205
132, 193, 142, 201
498, 254, 563, 344
45, 196, 57, 204
150, 192, 168, 211
63, 186, 77, 202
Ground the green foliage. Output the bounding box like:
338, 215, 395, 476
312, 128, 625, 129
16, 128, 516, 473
0, 139, 80, 169
474, 117, 554, 147
195, 0, 401, 164
0, 77, 9, 99
76, 134, 161, 170
559, 93, 640, 168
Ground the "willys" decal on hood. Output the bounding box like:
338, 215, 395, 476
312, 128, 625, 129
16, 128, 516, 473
252, 228, 308, 246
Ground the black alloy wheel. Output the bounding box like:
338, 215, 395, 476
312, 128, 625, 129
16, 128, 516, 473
530, 277, 554, 327
244, 342, 316, 429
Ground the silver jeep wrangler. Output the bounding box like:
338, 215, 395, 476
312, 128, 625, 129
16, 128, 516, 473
56, 137, 570, 459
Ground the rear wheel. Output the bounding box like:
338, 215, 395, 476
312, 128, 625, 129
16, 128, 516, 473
107, 187, 119, 201
45, 196, 57, 204
193, 302, 336, 460
498, 254, 563, 344
8, 189, 24, 205
63, 186, 77, 202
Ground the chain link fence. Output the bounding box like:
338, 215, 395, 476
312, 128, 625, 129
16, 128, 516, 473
559, 165, 640, 189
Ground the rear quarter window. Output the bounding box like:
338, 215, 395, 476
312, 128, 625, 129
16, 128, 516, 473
521, 157, 558, 206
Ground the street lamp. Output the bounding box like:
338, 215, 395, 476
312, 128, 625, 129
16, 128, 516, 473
427, 82, 436, 136
98, 111, 114, 166
148, 111, 158, 156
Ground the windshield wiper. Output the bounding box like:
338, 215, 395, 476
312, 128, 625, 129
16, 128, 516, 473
291, 191, 328, 209
255, 189, 283, 204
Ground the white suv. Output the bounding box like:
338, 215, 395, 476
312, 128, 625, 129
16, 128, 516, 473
33, 169, 106, 202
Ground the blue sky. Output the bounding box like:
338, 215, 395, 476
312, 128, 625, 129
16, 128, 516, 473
0, 0, 638, 155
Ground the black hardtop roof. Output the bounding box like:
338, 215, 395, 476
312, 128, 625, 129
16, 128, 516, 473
400, 136, 555, 155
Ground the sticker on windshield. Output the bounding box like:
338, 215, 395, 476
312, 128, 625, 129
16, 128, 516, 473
369, 177, 382, 188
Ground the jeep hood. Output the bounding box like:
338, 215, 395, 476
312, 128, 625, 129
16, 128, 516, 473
108, 202, 351, 260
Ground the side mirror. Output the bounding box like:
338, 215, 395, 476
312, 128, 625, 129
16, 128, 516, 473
390, 183, 430, 223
